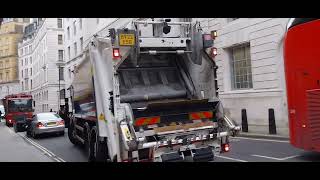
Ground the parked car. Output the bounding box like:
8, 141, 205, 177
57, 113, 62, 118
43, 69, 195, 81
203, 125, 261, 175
26, 112, 65, 139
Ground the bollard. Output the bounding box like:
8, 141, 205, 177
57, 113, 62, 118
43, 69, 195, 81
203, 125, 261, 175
241, 109, 248, 132
269, 108, 277, 134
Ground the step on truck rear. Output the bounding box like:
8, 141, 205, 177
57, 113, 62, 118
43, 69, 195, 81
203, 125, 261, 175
67, 18, 240, 162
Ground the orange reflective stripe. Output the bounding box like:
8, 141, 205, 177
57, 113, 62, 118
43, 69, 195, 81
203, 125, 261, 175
189, 111, 213, 120
190, 113, 201, 120
135, 116, 161, 126
203, 111, 213, 118
149, 117, 160, 125
135, 117, 147, 126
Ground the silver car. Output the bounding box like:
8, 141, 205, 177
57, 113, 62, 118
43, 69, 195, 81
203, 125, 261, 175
26, 112, 65, 138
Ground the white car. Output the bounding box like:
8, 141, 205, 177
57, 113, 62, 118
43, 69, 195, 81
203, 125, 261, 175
26, 112, 65, 138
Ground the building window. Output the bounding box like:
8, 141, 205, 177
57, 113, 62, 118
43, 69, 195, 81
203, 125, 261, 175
30, 57, 32, 64
80, 37, 83, 50
58, 50, 64, 61
68, 46, 71, 60
21, 70, 23, 78
0, 61, 2, 68
29, 45, 32, 53
74, 42, 77, 56
73, 21, 76, 35
30, 68, 32, 76
25, 58, 28, 65
0, 73, 2, 80
31, 79, 32, 89
67, 27, 70, 40
21, 60, 23, 66
59, 67, 64, 80
231, 44, 253, 89
58, 34, 63, 45
22, 82, 24, 91
79, 18, 82, 30
96, 18, 99, 24
57, 18, 63, 28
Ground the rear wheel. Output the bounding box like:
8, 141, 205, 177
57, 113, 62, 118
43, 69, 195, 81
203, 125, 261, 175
13, 123, 18, 133
88, 126, 109, 162
68, 120, 81, 146
32, 129, 38, 139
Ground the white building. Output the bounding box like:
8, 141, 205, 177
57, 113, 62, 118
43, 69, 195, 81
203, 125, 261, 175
195, 18, 290, 136
0, 81, 20, 101
63, 18, 117, 108
18, 18, 65, 113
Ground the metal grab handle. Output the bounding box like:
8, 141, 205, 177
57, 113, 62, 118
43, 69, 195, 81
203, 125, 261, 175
140, 50, 192, 55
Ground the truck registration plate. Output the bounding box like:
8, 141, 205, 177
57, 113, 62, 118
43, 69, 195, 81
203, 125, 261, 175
119, 34, 135, 46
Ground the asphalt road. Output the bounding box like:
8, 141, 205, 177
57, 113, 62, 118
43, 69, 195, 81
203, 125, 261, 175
3, 122, 320, 162
0, 120, 54, 162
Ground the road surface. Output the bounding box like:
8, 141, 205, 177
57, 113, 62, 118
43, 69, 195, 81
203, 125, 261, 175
0, 120, 54, 162
17, 127, 320, 162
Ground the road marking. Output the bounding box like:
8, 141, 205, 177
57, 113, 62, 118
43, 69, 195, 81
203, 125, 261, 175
8, 127, 66, 162
251, 154, 300, 161
233, 137, 289, 143
216, 155, 248, 162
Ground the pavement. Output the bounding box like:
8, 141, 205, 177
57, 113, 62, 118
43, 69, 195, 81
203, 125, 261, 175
238, 132, 289, 140
0, 120, 54, 162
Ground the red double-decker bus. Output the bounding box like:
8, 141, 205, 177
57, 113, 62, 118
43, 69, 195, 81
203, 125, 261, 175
284, 18, 320, 152
2, 93, 33, 132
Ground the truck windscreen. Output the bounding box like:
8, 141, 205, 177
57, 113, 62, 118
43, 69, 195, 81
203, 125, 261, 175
8, 99, 32, 112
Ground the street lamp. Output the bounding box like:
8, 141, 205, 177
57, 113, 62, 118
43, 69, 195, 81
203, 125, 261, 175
56, 61, 64, 111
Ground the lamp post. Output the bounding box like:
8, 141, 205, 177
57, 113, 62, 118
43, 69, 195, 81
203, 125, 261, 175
56, 61, 64, 111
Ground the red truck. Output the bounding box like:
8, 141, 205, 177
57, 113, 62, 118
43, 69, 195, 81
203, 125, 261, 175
2, 93, 34, 132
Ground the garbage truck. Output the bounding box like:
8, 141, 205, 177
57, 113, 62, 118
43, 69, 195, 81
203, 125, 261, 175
67, 18, 240, 162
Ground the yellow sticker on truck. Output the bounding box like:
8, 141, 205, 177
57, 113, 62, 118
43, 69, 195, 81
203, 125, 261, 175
119, 34, 135, 46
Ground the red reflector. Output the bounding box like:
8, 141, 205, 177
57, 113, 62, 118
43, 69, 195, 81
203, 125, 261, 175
211, 47, 217, 57
222, 144, 230, 152
113, 48, 120, 58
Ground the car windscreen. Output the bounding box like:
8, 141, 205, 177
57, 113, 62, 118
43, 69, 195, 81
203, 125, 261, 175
37, 113, 61, 121
8, 99, 32, 112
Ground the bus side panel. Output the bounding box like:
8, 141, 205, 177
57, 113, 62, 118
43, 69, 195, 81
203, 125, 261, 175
284, 19, 320, 151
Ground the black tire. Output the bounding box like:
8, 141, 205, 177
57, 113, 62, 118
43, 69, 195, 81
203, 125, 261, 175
26, 124, 32, 137
88, 126, 109, 162
83, 122, 90, 157
68, 120, 81, 146
13, 123, 18, 133
32, 129, 38, 139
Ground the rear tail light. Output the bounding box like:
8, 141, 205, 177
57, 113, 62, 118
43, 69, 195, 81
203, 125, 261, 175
113, 48, 120, 59
211, 47, 217, 58
221, 144, 230, 153
36, 122, 44, 128
58, 120, 65, 125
